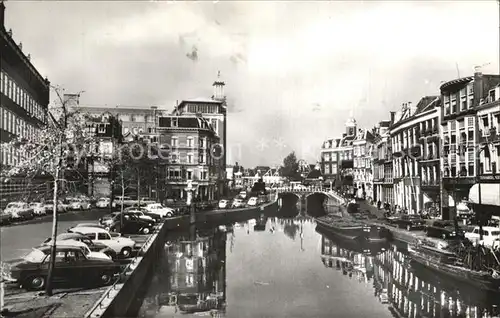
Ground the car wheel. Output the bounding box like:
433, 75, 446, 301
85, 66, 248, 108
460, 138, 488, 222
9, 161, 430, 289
406, 225, 411, 231
166, 212, 172, 218
25, 276, 46, 290
142, 227, 151, 235
121, 247, 132, 258
442, 233, 447, 239
99, 272, 113, 285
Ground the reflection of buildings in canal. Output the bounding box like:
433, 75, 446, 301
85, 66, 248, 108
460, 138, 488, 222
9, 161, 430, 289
373, 247, 500, 318
139, 228, 228, 317
320, 235, 375, 283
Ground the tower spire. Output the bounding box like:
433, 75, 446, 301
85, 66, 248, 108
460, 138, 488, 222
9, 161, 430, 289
212, 71, 225, 101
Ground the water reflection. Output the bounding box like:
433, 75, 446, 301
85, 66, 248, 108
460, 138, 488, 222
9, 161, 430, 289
139, 225, 227, 317
318, 228, 500, 318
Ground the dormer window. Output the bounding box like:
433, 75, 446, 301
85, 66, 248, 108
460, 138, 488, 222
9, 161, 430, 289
98, 124, 106, 134
172, 117, 178, 127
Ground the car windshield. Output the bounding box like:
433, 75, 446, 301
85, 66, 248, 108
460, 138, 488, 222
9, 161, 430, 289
24, 249, 47, 262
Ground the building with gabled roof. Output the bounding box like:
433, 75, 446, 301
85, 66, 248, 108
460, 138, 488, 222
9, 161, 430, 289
353, 128, 376, 200
320, 116, 356, 195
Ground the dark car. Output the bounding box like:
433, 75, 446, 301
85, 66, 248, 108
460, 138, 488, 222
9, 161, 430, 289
123, 209, 161, 223
394, 214, 426, 231
109, 214, 154, 235
1, 245, 121, 291
425, 220, 465, 240
42, 233, 118, 259
0, 211, 11, 226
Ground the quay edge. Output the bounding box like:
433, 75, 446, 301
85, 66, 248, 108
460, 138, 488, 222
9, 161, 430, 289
85, 199, 279, 318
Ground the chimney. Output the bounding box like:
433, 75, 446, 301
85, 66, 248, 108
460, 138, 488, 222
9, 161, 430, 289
27, 54, 31, 61
0, 1, 5, 28
390, 111, 396, 124
18, 42, 22, 51
7, 28, 12, 37
473, 66, 484, 107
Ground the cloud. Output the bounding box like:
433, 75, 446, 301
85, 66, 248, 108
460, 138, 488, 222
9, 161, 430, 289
4, 1, 499, 166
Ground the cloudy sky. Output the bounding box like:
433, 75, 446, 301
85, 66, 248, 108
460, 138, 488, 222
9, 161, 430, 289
5, 1, 499, 167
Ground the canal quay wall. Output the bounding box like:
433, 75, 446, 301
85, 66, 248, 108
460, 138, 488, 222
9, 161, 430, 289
86, 198, 279, 318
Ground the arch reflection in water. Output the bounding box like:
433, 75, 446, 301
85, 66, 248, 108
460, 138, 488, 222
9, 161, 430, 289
138, 225, 228, 317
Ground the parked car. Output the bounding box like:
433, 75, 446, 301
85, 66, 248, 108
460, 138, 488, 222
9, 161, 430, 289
247, 197, 258, 207
122, 210, 158, 223
43, 200, 68, 214
67, 198, 91, 211
1, 245, 121, 291
394, 214, 426, 231
124, 207, 162, 222
143, 203, 175, 218
0, 210, 12, 225
239, 191, 248, 199
425, 220, 464, 240
71, 223, 107, 230
99, 212, 121, 228
41, 239, 111, 260
96, 198, 116, 209
29, 203, 47, 216
43, 233, 117, 259
68, 227, 136, 257
5, 202, 34, 221
464, 226, 500, 247
218, 200, 229, 209
231, 198, 245, 208
109, 214, 155, 235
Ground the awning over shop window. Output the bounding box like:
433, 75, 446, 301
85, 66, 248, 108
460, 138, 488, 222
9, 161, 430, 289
468, 183, 500, 206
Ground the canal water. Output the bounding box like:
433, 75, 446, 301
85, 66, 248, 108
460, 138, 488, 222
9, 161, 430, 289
137, 206, 500, 318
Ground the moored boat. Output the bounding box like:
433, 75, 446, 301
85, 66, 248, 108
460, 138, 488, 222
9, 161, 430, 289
408, 242, 500, 292
315, 215, 387, 243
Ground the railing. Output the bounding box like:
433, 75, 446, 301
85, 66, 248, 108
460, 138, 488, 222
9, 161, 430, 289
85, 222, 163, 318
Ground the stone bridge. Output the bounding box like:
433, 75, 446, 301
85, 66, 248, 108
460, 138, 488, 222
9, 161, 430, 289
275, 186, 344, 202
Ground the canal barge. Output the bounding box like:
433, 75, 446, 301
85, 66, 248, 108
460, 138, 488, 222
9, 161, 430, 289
316, 226, 388, 255
315, 215, 387, 243
408, 242, 500, 292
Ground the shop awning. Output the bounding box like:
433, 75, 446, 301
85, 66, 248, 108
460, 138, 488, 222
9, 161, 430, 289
468, 183, 500, 206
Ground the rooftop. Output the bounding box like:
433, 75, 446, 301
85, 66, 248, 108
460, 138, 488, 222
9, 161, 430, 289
158, 115, 215, 131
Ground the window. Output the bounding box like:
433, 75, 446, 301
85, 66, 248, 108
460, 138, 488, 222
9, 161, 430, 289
130, 115, 136, 122
171, 137, 178, 147
186, 170, 192, 179
98, 233, 110, 240
199, 153, 206, 164
211, 119, 217, 132
187, 153, 193, 164
171, 153, 179, 163
98, 124, 106, 133
187, 137, 193, 148
172, 117, 178, 127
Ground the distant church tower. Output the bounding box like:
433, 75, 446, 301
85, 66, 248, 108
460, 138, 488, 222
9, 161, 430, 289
346, 111, 357, 137
212, 71, 226, 101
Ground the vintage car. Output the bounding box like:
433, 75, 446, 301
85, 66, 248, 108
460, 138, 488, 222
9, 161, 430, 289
43, 200, 68, 214
43, 233, 117, 259
96, 197, 116, 209
29, 203, 47, 216
72, 223, 107, 230
41, 240, 111, 260
109, 214, 155, 235
4, 202, 34, 221
425, 220, 465, 240
0, 210, 12, 225
1, 245, 121, 291
143, 203, 175, 218
218, 200, 229, 209
67, 198, 92, 211
99, 212, 121, 228
247, 197, 258, 207
231, 198, 245, 208
68, 227, 136, 257
393, 214, 426, 231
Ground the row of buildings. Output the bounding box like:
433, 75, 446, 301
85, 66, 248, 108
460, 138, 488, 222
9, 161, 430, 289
320, 68, 500, 219
0, 2, 228, 204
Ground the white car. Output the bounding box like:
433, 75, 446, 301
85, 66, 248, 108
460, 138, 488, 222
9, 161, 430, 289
29, 202, 47, 216
218, 200, 229, 209
231, 198, 245, 208
239, 191, 248, 199
42, 239, 111, 260
464, 226, 500, 247
247, 197, 258, 207
68, 198, 91, 211
5, 202, 34, 221
96, 198, 115, 209
144, 203, 175, 218
44, 200, 67, 213
68, 227, 136, 257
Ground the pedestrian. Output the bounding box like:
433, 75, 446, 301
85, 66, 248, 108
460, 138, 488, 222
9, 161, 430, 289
377, 200, 381, 210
